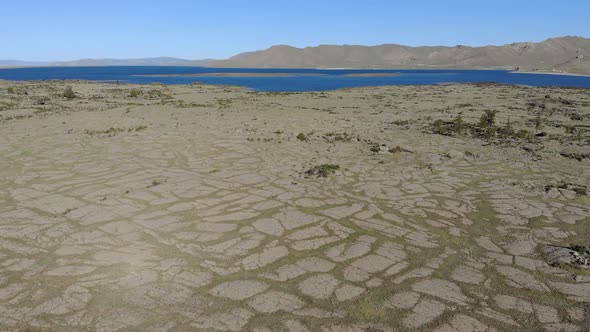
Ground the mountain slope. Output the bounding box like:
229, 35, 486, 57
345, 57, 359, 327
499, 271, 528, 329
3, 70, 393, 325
210, 36, 590, 74
48, 57, 192, 66
0, 60, 49, 67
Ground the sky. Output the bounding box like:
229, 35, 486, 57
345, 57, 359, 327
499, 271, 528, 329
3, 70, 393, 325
1, 0, 589, 61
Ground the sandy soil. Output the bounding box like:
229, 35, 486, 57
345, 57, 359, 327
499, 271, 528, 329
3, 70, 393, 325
0, 81, 589, 331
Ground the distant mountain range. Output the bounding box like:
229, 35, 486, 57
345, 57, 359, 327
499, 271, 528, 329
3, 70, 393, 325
0, 57, 213, 67
210, 36, 590, 74
2, 36, 589, 74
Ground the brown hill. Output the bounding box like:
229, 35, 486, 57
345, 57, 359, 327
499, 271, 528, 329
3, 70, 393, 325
210, 36, 590, 74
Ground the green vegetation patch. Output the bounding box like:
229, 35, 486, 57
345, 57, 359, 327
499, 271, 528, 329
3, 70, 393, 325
431, 110, 536, 143
323, 132, 353, 143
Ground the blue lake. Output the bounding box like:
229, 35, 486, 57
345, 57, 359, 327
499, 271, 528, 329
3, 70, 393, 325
0, 66, 589, 91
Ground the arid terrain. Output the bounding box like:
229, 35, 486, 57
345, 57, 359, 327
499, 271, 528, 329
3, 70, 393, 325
0, 81, 589, 331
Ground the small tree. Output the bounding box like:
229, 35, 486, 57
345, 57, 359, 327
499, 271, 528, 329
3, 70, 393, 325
534, 113, 543, 132
498, 118, 515, 138
453, 112, 465, 135
62, 86, 76, 99
479, 110, 497, 129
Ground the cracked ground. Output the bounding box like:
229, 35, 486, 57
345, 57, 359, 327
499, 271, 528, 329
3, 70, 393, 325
0, 81, 589, 331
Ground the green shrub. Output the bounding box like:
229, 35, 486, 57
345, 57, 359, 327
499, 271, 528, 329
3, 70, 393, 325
62, 86, 76, 99
128, 90, 141, 97
570, 244, 589, 254
304, 164, 340, 178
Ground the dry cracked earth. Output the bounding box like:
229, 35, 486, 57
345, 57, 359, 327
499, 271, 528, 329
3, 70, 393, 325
0, 81, 589, 331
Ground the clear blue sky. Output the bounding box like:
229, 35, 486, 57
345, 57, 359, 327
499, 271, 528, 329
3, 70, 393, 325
2, 0, 589, 61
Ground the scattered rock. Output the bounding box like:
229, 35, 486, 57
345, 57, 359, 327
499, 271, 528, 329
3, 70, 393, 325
544, 245, 590, 269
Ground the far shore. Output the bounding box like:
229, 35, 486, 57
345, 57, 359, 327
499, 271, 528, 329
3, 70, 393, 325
510, 70, 589, 77
342, 73, 399, 77
135, 73, 326, 78
135, 72, 402, 78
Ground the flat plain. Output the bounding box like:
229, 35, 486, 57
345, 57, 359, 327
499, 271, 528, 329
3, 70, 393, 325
0, 81, 589, 331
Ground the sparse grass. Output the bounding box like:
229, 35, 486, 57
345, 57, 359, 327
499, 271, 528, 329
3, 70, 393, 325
128, 125, 147, 132
216, 98, 233, 109
296, 132, 308, 141
84, 127, 125, 135
6, 86, 28, 95
84, 125, 147, 136
349, 296, 388, 322
323, 132, 353, 143
559, 152, 590, 161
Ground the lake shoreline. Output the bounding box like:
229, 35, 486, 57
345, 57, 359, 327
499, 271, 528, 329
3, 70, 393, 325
510, 70, 590, 77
